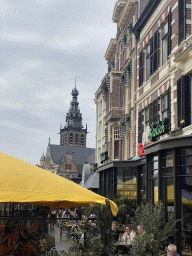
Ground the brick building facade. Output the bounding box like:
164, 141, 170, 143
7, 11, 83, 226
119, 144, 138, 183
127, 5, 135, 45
95, 0, 192, 253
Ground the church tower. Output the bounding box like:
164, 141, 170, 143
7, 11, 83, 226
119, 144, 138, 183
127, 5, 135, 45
60, 85, 87, 147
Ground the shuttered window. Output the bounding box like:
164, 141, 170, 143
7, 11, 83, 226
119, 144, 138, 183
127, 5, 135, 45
177, 75, 191, 127
138, 111, 143, 143
178, 0, 185, 44
150, 30, 159, 75
168, 10, 172, 56
139, 50, 144, 86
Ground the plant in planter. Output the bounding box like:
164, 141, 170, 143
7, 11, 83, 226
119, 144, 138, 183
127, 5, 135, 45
130, 202, 176, 256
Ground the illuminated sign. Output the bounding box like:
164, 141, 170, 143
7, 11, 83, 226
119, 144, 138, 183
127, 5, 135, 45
150, 117, 170, 141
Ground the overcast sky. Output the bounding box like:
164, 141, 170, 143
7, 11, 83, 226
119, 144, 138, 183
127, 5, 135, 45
0, 0, 117, 165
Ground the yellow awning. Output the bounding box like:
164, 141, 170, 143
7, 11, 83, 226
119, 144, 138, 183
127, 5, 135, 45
0, 153, 118, 216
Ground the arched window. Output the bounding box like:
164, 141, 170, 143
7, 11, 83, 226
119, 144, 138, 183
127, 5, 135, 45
70, 133, 73, 144
64, 133, 68, 145
81, 134, 84, 145
75, 134, 78, 145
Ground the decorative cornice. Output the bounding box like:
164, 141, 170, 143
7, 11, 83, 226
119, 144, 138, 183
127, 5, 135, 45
112, 0, 127, 23
105, 38, 117, 61
118, 0, 135, 28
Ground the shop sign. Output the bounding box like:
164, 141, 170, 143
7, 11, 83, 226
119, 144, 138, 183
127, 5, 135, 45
138, 143, 145, 157
150, 117, 170, 141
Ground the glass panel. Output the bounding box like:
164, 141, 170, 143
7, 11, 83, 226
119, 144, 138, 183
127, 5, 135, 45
162, 150, 174, 176
145, 108, 149, 123
162, 22, 168, 38
150, 155, 158, 178
154, 178, 158, 205
166, 177, 174, 213
116, 167, 137, 200
141, 165, 146, 203
162, 36, 168, 65
162, 94, 168, 111
181, 182, 192, 252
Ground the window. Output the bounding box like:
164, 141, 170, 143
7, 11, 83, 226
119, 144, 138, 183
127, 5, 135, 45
81, 134, 84, 145
178, 0, 185, 44
177, 75, 191, 127
114, 125, 120, 159
146, 44, 150, 81
139, 50, 144, 86
138, 111, 143, 143
149, 155, 159, 204
145, 108, 149, 127
162, 11, 172, 65
70, 133, 73, 144
75, 134, 78, 145
149, 99, 159, 125
145, 30, 159, 81
161, 94, 168, 119
162, 22, 168, 65
66, 164, 71, 169
64, 133, 68, 145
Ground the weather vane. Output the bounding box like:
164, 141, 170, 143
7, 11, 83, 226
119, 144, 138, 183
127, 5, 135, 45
75, 76, 77, 87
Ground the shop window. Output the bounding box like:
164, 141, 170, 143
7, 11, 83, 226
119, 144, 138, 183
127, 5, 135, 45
177, 75, 191, 127
117, 167, 137, 201
141, 165, 146, 204
161, 151, 174, 220
149, 155, 159, 205
114, 125, 120, 159
178, 0, 185, 44
177, 147, 192, 251
70, 133, 73, 144
139, 50, 144, 87
81, 134, 84, 145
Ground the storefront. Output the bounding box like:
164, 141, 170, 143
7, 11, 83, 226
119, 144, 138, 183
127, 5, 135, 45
98, 157, 146, 205
144, 134, 192, 255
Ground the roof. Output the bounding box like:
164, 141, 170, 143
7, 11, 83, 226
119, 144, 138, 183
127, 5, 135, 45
86, 151, 95, 165
50, 144, 95, 166
80, 173, 99, 189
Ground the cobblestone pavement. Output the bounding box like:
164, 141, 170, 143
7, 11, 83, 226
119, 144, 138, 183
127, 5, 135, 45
48, 223, 72, 254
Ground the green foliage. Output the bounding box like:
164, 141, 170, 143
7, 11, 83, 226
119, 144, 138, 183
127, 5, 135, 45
130, 202, 176, 256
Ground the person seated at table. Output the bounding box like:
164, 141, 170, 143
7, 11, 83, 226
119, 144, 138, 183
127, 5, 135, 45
162, 244, 180, 256
121, 225, 136, 245
137, 225, 145, 235
110, 221, 120, 242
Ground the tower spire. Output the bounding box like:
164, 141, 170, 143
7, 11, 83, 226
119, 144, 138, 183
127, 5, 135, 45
75, 76, 77, 88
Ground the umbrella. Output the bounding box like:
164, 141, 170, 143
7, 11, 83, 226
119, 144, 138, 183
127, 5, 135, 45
0, 153, 118, 216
